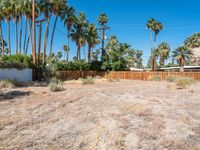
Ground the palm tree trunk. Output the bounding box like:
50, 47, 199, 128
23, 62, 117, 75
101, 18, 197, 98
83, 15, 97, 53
15, 22, 19, 54
43, 16, 51, 64
25, 35, 30, 55
76, 44, 80, 61
67, 50, 69, 62
160, 55, 164, 68
23, 19, 28, 54
180, 58, 184, 72
28, 20, 33, 55
32, 0, 36, 64
0, 21, 4, 56
88, 45, 91, 63
101, 24, 105, 61
67, 30, 70, 62
152, 34, 157, 71
19, 15, 22, 54
38, 22, 42, 69
49, 16, 58, 57
8, 21, 11, 55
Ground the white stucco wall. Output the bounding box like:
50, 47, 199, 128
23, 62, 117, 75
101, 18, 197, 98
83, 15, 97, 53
0, 69, 32, 82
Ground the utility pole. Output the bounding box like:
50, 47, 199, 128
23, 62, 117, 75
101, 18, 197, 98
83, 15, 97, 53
32, 0, 36, 64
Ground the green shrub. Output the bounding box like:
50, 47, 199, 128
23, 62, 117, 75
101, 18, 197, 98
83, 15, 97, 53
48, 77, 64, 92
0, 54, 34, 69
166, 76, 178, 82
81, 76, 95, 85
151, 76, 161, 81
0, 80, 15, 88
176, 77, 195, 89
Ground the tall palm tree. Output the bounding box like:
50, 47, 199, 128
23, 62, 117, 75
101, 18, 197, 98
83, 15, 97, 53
41, 0, 52, 63
98, 13, 108, 61
146, 18, 163, 71
12, 0, 20, 54
70, 12, 87, 61
23, 0, 33, 55
64, 6, 76, 53
2, 0, 12, 55
49, 0, 67, 57
85, 23, 100, 63
0, 6, 5, 56
156, 42, 170, 68
63, 45, 70, 62
172, 46, 193, 72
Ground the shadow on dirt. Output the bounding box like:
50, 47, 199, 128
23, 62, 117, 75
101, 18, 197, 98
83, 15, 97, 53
0, 91, 32, 101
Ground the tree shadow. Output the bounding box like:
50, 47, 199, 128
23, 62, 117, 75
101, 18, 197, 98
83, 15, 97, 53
0, 90, 32, 101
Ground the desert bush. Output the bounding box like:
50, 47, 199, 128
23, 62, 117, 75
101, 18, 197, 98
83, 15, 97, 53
151, 76, 161, 81
48, 77, 64, 92
81, 76, 95, 85
166, 76, 178, 82
176, 77, 195, 89
0, 80, 15, 88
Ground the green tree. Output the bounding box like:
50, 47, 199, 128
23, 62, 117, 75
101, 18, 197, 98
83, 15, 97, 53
172, 46, 193, 72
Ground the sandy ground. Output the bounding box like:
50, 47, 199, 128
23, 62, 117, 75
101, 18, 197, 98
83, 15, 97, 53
1, 79, 200, 150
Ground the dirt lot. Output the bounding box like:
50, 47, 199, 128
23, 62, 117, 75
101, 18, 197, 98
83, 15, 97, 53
1, 79, 200, 150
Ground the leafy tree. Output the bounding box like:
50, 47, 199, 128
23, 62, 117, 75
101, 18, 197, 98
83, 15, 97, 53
102, 36, 139, 71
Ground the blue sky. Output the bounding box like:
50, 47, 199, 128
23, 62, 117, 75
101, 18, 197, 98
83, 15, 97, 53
2, 0, 200, 65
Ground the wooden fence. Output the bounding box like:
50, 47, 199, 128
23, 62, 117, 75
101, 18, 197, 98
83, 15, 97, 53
57, 71, 200, 81
107, 71, 200, 81
58, 71, 106, 80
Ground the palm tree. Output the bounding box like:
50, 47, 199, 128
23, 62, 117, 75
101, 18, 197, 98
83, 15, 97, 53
41, 0, 52, 63
156, 42, 170, 68
85, 23, 100, 63
0, 6, 5, 56
12, 0, 20, 54
70, 12, 87, 61
146, 18, 163, 71
184, 33, 200, 48
2, 0, 12, 55
49, 0, 67, 57
98, 13, 108, 61
23, 0, 33, 55
172, 46, 193, 72
64, 6, 76, 53
63, 45, 70, 62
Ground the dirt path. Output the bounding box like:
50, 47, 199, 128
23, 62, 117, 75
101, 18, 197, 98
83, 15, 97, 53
1, 80, 200, 150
